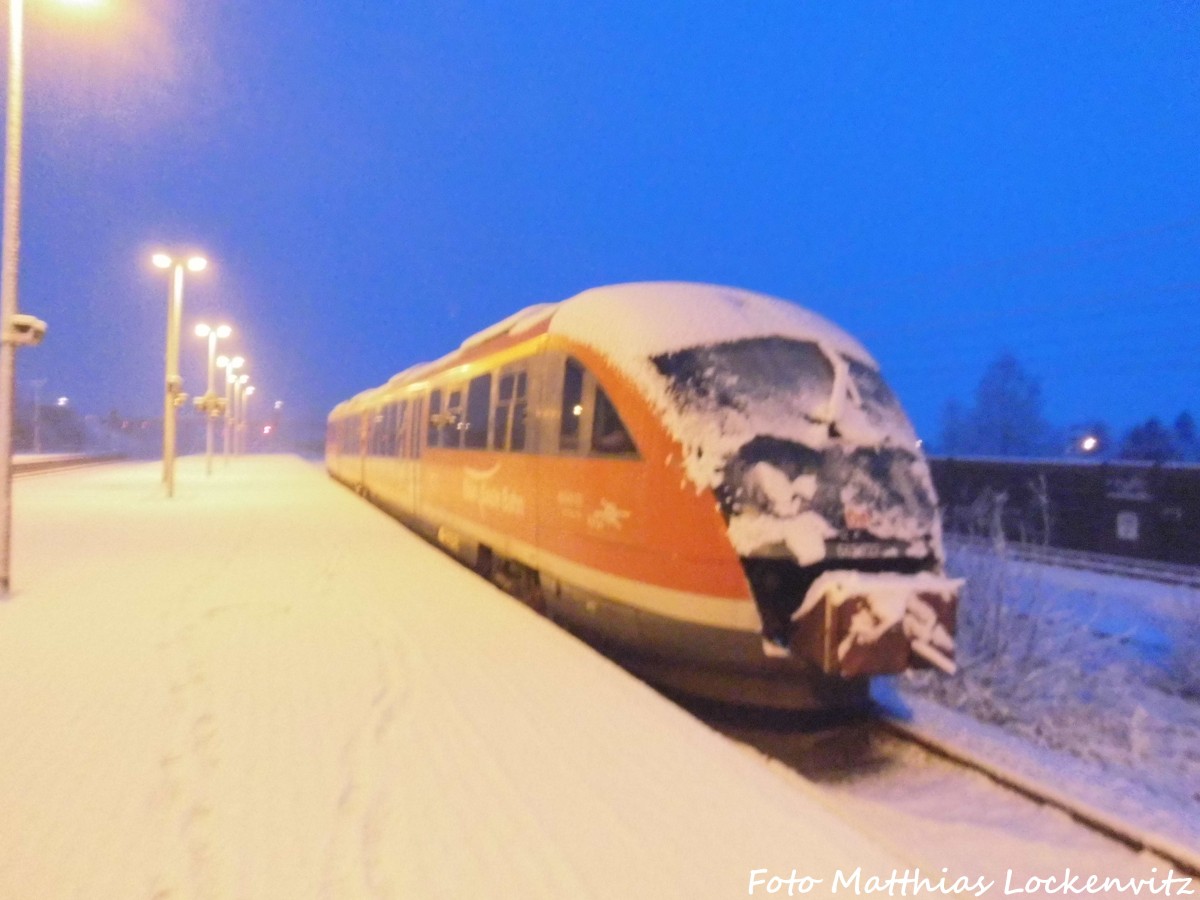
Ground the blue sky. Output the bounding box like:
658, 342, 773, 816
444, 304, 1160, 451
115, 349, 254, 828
11, 1, 1200, 441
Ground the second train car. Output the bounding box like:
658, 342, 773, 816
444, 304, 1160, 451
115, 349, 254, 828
327, 282, 959, 708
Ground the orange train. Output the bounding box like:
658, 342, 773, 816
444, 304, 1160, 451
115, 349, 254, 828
326, 282, 958, 708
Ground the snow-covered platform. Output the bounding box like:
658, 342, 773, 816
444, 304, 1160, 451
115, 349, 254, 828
0, 455, 906, 899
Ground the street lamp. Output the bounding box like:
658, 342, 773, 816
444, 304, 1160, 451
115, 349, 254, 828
0, 0, 99, 593
217, 354, 243, 462
193, 323, 230, 475
152, 252, 207, 497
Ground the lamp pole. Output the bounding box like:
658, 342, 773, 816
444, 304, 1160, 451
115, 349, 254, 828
242, 385, 255, 455
217, 354, 242, 463
194, 323, 230, 475
0, 0, 101, 594
234, 373, 248, 455
152, 253, 207, 497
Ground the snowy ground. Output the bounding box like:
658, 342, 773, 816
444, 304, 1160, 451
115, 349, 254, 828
901, 542, 1200, 857
0, 457, 1185, 899
0, 456, 906, 899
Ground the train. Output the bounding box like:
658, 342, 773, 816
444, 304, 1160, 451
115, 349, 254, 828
326, 282, 959, 708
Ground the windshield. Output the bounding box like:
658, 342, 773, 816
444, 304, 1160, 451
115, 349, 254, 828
652, 337, 836, 424
844, 357, 918, 446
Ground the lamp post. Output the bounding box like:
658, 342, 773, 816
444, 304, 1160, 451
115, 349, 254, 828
233, 374, 248, 455
193, 323, 230, 475
217, 354, 243, 463
0, 0, 99, 594
241, 385, 255, 455
152, 252, 207, 497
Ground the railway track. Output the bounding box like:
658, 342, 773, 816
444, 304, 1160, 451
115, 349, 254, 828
945, 534, 1200, 589
13, 454, 125, 477
877, 711, 1200, 879
677, 694, 1200, 882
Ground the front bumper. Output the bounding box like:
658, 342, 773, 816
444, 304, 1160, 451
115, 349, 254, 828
788, 570, 960, 677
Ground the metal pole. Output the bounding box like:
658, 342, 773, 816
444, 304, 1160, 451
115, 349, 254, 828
235, 381, 245, 455
223, 369, 232, 464
162, 263, 183, 497
243, 391, 252, 455
31, 378, 43, 454
0, 0, 26, 595
205, 329, 216, 475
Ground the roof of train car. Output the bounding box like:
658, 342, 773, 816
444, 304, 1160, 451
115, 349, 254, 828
330, 282, 874, 416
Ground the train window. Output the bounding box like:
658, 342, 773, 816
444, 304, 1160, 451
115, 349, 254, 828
371, 411, 385, 456
511, 372, 528, 451
381, 405, 394, 456
394, 400, 408, 458
591, 387, 635, 456
560, 358, 584, 451
463, 375, 492, 449
494, 369, 529, 452
653, 337, 834, 423
445, 388, 465, 448
428, 390, 443, 447
411, 395, 424, 458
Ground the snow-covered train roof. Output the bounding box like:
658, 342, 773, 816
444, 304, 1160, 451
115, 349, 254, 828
330, 282, 876, 419
544, 282, 875, 368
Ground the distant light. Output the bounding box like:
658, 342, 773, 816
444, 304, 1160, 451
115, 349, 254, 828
195, 323, 211, 337
216, 354, 229, 367
186, 257, 208, 273
245, 386, 256, 397
216, 325, 232, 339
263, 425, 273, 435
56, 397, 68, 407
151, 253, 172, 269
572, 404, 583, 417
237, 374, 249, 385
1080, 435, 1099, 453
916, 438, 924, 448
274, 401, 283, 410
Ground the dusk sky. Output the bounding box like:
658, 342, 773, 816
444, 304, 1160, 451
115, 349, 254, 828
11, 1, 1199, 441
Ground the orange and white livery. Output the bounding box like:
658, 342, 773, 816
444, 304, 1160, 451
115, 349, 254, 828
327, 282, 958, 708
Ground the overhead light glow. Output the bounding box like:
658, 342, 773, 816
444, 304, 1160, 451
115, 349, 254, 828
152, 253, 172, 269
187, 257, 208, 272
216, 325, 232, 339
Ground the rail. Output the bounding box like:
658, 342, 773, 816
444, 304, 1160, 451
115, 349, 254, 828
879, 712, 1200, 877
13, 454, 126, 477
945, 534, 1200, 590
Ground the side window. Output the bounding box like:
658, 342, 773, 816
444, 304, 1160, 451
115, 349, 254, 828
560, 358, 584, 452
445, 388, 464, 448
428, 389, 442, 448
370, 410, 385, 456
493, 369, 529, 452
395, 400, 408, 458
592, 387, 635, 455
382, 404, 395, 456
463, 375, 492, 450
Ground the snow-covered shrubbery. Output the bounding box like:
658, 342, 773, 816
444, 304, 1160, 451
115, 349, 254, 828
906, 489, 1200, 806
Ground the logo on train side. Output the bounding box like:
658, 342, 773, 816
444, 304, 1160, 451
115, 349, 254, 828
462, 464, 527, 517
587, 499, 631, 532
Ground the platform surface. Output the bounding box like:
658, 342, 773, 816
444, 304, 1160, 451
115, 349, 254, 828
0, 455, 905, 899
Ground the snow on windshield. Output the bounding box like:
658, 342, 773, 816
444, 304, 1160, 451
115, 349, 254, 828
653, 338, 836, 427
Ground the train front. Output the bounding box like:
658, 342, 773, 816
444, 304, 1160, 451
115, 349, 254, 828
652, 335, 959, 679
